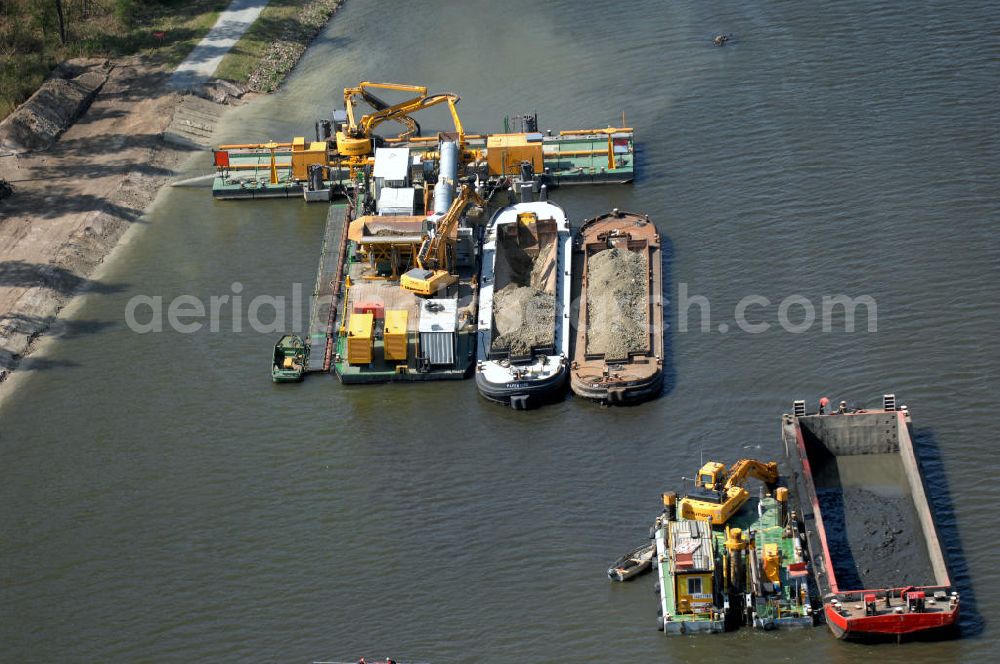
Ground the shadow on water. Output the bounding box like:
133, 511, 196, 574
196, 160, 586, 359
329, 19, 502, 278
0, 314, 116, 372
658, 231, 675, 398
911, 426, 983, 637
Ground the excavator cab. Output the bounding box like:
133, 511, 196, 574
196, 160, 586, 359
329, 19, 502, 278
685, 462, 726, 505
697, 462, 726, 491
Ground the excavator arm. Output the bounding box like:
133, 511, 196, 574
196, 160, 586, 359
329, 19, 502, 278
723, 459, 778, 491
417, 185, 485, 270
337, 81, 464, 159
679, 458, 780, 526
343, 82, 427, 136
401, 185, 485, 296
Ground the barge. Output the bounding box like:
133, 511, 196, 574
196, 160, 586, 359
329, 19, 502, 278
214, 82, 637, 387
475, 201, 571, 409
570, 210, 663, 404
329, 145, 485, 383
272, 334, 308, 382
652, 459, 815, 635
211, 130, 635, 201
782, 394, 960, 642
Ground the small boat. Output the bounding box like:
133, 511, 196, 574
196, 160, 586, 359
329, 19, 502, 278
608, 542, 655, 582
272, 334, 308, 382
475, 201, 571, 409
570, 209, 663, 404
782, 394, 960, 642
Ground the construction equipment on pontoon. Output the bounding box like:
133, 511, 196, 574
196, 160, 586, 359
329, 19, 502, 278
336, 81, 465, 167
678, 459, 779, 525
400, 185, 485, 296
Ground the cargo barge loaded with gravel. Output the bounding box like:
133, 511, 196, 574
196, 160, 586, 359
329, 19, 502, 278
475, 201, 571, 408
570, 210, 663, 404
782, 394, 960, 642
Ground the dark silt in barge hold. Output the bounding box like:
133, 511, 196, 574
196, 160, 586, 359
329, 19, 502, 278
782, 394, 960, 642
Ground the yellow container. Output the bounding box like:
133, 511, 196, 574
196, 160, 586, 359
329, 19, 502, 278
291, 139, 329, 181
763, 543, 781, 584
486, 133, 544, 176
347, 312, 374, 365
384, 309, 408, 361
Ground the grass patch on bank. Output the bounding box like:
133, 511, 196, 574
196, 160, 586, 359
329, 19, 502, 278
214, 0, 341, 92
213, 0, 302, 84
1, 0, 227, 119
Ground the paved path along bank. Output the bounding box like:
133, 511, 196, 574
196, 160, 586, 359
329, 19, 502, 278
170, 0, 271, 91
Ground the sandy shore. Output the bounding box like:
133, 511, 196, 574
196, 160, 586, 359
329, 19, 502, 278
0, 56, 222, 394
0, 0, 346, 401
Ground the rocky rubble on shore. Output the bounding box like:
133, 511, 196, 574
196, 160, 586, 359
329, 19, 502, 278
0, 59, 112, 154
246, 0, 345, 93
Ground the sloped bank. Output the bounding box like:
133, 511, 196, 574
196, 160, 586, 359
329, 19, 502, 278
0, 2, 345, 396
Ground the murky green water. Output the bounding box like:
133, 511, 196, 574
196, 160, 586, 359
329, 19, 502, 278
2, 0, 998, 661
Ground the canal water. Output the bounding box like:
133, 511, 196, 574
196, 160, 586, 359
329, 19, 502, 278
2, 0, 998, 661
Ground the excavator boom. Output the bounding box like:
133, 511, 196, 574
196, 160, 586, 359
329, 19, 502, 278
337, 81, 464, 160
723, 459, 778, 491
400, 185, 485, 296
679, 458, 780, 526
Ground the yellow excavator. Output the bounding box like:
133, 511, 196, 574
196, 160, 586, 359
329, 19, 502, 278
678, 458, 779, 525
400, 185, 486, 296
335, 81, 465, 166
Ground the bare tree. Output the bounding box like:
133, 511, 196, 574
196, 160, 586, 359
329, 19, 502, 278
54, 0, 66, 45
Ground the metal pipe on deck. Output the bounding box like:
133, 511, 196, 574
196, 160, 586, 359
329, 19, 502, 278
433, 140, 458, 215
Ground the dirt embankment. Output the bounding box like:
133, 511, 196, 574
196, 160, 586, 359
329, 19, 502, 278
0, 59, 113, 154
0, 58, 217, 385
491, 231, 556, 356
0, 2, 344, 390
586, 247, 648, 359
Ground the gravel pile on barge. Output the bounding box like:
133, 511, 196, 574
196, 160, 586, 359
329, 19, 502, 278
490, 230, 556, 355
492, 284, 555, 355
585, 247, 647, 359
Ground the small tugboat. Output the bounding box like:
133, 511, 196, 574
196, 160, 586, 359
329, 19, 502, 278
570, 209, 663, 404
475, 201, 571, 409
782, 394, 960, 642
652, 459, 815, 634
272, 334, 308, 382
608, 542, 655, 582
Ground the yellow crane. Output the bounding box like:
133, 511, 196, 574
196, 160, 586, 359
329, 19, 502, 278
336, 81, 465, 164
678, 458, 779, 525
400, 185, 485, 296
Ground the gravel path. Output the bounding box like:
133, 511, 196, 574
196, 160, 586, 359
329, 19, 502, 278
170, 0, 271, 91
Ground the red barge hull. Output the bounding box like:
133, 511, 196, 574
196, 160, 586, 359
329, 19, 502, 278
782, 394, 960, 642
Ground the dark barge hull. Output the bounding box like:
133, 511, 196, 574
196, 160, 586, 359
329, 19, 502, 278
570, 370, 663, 405
475, 369, 568, 410
781, 395, 959, 642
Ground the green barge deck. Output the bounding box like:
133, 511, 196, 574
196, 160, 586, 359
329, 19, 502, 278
653, 494, 814, 635
212, 132, 634, 200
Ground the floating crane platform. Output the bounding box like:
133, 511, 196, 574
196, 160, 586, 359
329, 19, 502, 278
211, 131, 635, 201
